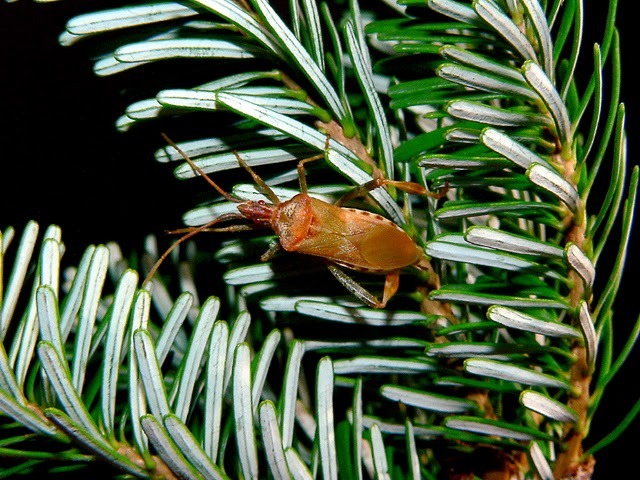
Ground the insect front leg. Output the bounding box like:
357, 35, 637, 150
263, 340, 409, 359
260, 240, 282, 262
233, 151, 281, 205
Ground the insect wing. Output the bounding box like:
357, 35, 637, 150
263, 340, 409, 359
295, 199, 423, 273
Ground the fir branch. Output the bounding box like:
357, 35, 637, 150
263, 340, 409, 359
1, 1, 638, 479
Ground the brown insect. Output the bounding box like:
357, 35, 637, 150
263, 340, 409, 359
144, 134, 446, 308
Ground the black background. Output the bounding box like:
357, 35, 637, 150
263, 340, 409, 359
1, 1, 638, 477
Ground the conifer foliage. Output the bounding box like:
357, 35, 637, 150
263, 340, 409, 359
1, 1, 637, 478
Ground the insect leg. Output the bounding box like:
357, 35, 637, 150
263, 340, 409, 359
260, 240, 282, 262
326, 264, 385, 309
296, 153, 325, 195
296, 134, 331, 194
336, 178, 448, 206
381, 271, 401, 308
232, 151, 282, 205
383, 179, 449, 199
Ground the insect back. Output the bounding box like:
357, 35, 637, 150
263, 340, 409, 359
147, 134, 445, 309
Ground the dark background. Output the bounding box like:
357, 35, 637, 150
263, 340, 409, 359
1, 1, 637, 477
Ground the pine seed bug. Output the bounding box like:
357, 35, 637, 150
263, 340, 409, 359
144, 133, 447, 308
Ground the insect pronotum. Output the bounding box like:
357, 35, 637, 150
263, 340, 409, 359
144, 133, 446, 308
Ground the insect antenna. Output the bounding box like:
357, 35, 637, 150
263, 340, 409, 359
141, 212, 248, 288
161, 132, 240, 203
142, 134, 251, 288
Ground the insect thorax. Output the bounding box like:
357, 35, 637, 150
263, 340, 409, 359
273, 194, 314, 251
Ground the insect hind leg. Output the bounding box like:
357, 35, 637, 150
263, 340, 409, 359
326, 264, 388, 309
336, 177, 448, 207
381, 270, 400, 308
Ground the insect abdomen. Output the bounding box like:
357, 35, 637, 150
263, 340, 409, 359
293, 200, 423, 273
